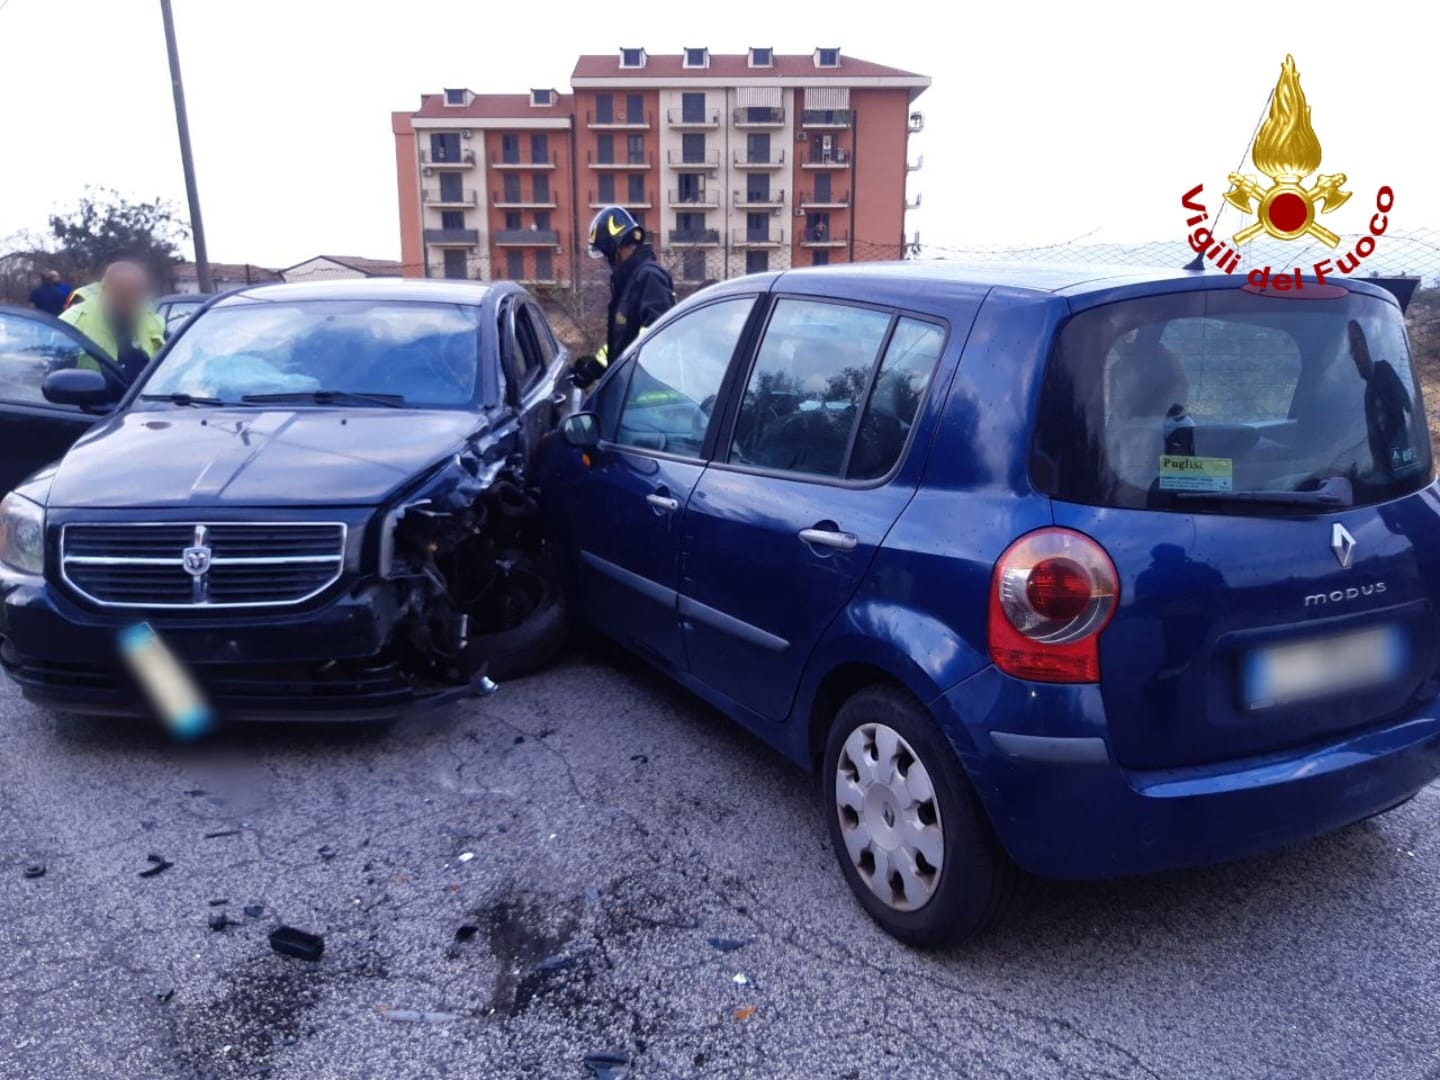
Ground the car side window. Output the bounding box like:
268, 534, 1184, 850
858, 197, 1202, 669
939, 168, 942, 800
729, 298, 892, 478
0, 314, 91, 410
847, 317, 946, 480
513, 305, 548, 392
524, 303, 559, 366
612, 297, 752, 458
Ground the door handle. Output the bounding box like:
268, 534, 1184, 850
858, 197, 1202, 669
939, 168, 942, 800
799, 527, 858, 551
646, 493, 680, 513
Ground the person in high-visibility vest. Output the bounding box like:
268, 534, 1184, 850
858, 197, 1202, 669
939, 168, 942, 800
570, 206, 676, 389
60, 262, 166, 383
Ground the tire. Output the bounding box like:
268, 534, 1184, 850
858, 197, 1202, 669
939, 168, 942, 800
822, 685, 1015, 947
459, 555, 569, 681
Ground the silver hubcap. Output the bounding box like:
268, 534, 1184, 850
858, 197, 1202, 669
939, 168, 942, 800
834, 722, 944, 911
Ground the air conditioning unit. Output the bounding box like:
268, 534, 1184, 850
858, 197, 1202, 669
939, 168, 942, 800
794, 207, 806, 217
423, 167, 434, 177
796, 131, 808, 142
616, 111, 626, 122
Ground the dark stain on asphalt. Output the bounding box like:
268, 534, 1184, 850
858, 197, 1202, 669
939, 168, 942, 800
478, 893, 579, 1017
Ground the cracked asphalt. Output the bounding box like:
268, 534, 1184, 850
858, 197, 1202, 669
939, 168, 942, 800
2, 645, 1439, 1080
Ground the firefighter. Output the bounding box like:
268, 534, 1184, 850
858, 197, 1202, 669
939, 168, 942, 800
571, 206, 676, 389
60, 261, 166, 383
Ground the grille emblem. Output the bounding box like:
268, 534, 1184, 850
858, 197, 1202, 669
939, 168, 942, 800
181, 547, 212, 577
1331, 522, 1357, 569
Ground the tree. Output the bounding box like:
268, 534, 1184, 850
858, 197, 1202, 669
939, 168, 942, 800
48, 187, 188, 282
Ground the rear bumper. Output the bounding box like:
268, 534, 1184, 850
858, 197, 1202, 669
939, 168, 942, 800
937, 667, 1440, 879
0, 571, 452, 721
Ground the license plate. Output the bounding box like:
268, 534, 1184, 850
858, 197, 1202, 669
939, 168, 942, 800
118, 623, 214, 738
1242, 624, 1406, 711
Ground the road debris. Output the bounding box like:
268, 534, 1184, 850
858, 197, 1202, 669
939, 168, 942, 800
154, 988, 175, 1005
733, 1006, 756, 1021
269, 926, 325, 962
138, 854, 173, 878
732, 973, 750, 986
630, 754, 648, 764
457, 851, 475, 863
22, 864, 45, 880
318, 845, 337, 861
209, 898, 229, 906
203, 828, 242, 839
243, 904, 265, 919
379, 1008, 459, 1024
454, 923, 479, 942
707, 936, 750, 952
582, 1050, 632, 1079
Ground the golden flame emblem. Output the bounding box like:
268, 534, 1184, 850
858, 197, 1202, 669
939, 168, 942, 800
1223, 55, 1351, 247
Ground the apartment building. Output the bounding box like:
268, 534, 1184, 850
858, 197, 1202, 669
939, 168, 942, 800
394, 48, 929, 285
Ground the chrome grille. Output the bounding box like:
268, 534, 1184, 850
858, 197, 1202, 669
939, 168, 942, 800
60, 522, 347, 609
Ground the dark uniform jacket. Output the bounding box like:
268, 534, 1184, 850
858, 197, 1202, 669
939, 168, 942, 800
607, 245, 675, 360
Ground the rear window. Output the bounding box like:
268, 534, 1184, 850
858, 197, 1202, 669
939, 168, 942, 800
1032, 287, 1431, 513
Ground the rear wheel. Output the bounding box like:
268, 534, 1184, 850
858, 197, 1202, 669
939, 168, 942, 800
822, 686, 1015, 947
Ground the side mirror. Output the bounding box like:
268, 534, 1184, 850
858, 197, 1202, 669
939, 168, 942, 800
560, 411, 600, 449
43, 368, 117, 410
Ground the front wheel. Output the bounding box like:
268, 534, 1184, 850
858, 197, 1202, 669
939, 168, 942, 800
822, 686, 1015, 947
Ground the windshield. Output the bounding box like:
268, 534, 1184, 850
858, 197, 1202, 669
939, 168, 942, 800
141, 300, 484, 408
1032, 287, 1431, 513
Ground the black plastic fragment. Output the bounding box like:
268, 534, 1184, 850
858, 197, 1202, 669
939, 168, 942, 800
139, 854, 173, 878
154, 988, 175, 1004
209, 912, 234, 932
318, 845, 337, 861
204, 829, 241, 839
707, 936, 751, 952
209, 898, 229, 907
244, 904, 264, 919
583, 1050, 632, 1080
22, 864, 45, 880
269, 925, 324, 962
454, 923, 479, 942
630, 754, 648, 764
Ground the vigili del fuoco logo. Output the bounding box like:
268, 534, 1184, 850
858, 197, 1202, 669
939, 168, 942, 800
1180, 54, 1393, 287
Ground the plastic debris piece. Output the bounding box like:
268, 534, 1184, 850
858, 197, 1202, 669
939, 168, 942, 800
318, 846, 337, 861
204, 829, 241, 839
732, 973, 750, 986
154, 988, 175, 1004
535, 954, 573, 973
138, 854, 173, 878
513, 735, 525, 744
183, 788, 207, 797
457, 852, 475, 863
269, 926, 324, 962
630, 753, 648, 764
22, 864, 45, 880
380, 1008, 458, 1024
707, 937, 749, 952
209, 912, 234, 932
733, 1006, 756, 1021
583, 1050, 632, 1080
209, 898, 229, 907
584, 885, 601, 903
454, 924, 479, 942
244, 905, 264, 919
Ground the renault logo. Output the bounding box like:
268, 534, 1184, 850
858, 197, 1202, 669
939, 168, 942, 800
1331, 523, 1357, 569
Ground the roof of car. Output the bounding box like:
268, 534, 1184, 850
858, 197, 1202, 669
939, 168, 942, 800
211, 278, 497, 306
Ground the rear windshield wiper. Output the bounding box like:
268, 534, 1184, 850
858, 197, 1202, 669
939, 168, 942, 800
1172, 476, 1354, 508
139, 392, 239, 407
240, 390, 406, 408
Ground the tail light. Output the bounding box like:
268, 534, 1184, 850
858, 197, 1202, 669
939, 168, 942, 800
988, 528, 1118, 683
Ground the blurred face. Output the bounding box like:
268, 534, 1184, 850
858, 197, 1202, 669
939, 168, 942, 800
101, 263, 148, 322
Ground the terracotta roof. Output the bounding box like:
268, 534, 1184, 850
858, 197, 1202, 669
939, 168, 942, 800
571, 52, 924, 80
171, 261, 280, 283
412, 92, 573, 120
303, 256, 405, 276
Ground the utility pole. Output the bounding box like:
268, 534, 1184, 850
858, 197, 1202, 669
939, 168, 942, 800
159, 0, 212, 293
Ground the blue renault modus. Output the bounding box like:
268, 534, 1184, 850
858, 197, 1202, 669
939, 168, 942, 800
538, 263, 1440, 946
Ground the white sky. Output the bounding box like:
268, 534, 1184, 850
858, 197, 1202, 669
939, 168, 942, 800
0, 0, 1433, 268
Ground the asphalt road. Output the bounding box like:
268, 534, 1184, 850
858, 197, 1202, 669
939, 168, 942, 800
2, 646, 1439, 1080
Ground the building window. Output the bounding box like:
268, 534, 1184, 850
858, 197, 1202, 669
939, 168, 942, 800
430, 133, 460, 162
746, 174, 770, 201
534, 211, 551, 231
531, 133, 549, 163
503, 174, 521, 203
533, 174, 549, 203
627, 173, 646, 203
501, 134, 520, 164
443, 249, 468, 279
681, 132, 706, 164
534, 249, 553, 281
438, 172, 463, 201
594, 94, 613, 123
684, 47, 708, 68
745, 251, 769, 274
444, 88, 466, 106
746, 212, 769, 242
596, 134, 614, 164
683, 250, 706, 282
816, 47, 840, 67
597, 174, 616, 202
620, 47, 645, 68
440, 210, 465, 230
627, 134, 646, 164
675, 212, 705, 239
531, 88, 553, 106
632, 212, 646, 232
677, 172, 703, 202
681, 92, 706, 124
749, 47, 773, 68
812, 250, 829, 266
625, 93, 643, 124
505, 211, 522, 230
507, 250, 525, 280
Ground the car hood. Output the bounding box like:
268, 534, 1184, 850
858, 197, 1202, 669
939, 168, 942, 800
46, 408, 487, 509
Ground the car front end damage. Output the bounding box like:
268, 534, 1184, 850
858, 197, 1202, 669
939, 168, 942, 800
0, 429, 564, 722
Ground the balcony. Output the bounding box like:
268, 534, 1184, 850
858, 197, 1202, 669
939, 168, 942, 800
907, 154, 924, 172
799, 190, 850, 209
666, 149, 719, 169
802, 147, 851, 169
494, 228, 560, 247
422, 188, 477, 207
491, 152, 558, 170
733, 188, 785, 209
587, 150, 652, 169
668, 189, 720, 208
492, 190, 558, 209
735, 229, 784, 248
732, 149, 785, 170
588, 190, 652, 209
905, 192, 923, 210
586, 110, 652, 129
732, 107, 785, 128
423, 228, 480, 246
800, 227, 847, 248
420, 149, 475, 169
801, 109, 852, 128
667, 228, 720, 247
666, 107, 720, 129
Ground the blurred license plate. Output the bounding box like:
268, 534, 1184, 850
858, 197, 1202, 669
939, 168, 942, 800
1243, 625, 1405, 711
119, 622, 213, 737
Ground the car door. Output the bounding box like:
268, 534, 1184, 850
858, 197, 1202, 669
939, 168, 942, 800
0, 306, 122, 495
502, 297, 570, 459
680, 298, 950, 721
563, 295, 758, 671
